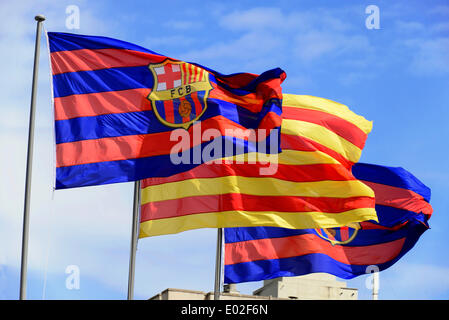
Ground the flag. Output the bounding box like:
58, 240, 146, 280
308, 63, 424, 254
139, 94, 377, 237
224, 163, 432, 283
48, 32, 285, 189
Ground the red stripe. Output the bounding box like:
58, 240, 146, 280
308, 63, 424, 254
188, 64, 193, 84
190, 64, 195, 83
362, 181, 433, 216
216, 72, 259, 89
182, 63, 187, 85
258, 112, 282, 132
224, 233, 406, 266
360, 221, 409, 231
141, 194, 375, 222
191, 91, 203, 116
50, 48, 165, 75
283, 107, 367, 149
57, 115, 269, 167
141, 163, 357, 188
340, 227, 349, 240
281, 133, 354, 169
208, 78, 283, 114
54, 88, 152, 120
193, 65, 198, 82
164, 100, 175, 123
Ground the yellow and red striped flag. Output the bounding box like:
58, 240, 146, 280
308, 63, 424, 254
139, 94, 377, 237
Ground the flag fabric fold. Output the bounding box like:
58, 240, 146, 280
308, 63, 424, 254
48, 32, 286, 189
224, 163, 432, 283
139, 94, 377, 237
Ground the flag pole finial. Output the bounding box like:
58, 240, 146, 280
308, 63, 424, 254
35, 15, 46, 22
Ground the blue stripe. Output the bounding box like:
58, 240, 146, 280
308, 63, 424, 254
224, 253, 369, 283
172, 99, 183, 124
372, 204, 427, 228
353, 163, 431, 202
56, 132, 280, 189
48, 32, 162, 54
53, 66, 154, 98
224, 226, 310, 243
155, 100, 166, 120
55, 98, 282, 144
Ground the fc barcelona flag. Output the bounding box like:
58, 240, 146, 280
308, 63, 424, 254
224, 163, 433, 283
47, 32, 285, 189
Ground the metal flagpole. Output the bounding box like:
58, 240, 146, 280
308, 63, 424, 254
213, 228, 223, 300
20, 14, 46, 300
372, 271, 379, 300
127, 180, 141, 300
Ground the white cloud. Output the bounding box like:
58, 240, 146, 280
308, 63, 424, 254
293, 31, 371, 62
431, 22, 449, 34
163, 20, 202, 30
428, 5, 449, 16
219, 7, 286, 31
395, 20, 425, 33
182, 31, 284, 72
406, 37, 449, 76
219, 7, 351, 33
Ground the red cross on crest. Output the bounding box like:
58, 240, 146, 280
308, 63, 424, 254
154, 63, 182, 91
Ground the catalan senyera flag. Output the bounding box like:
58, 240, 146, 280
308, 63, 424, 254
48, 32, 285, 189
224, 163, 432, 283
139, 94, 377, 237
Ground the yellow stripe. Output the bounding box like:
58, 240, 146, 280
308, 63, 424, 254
281, 119, 362, 163
139, 208, 378, 237
141, 177, 374, 204
283, 94, 373, 134
194, 65, 199, 82
217, 149, 341, 166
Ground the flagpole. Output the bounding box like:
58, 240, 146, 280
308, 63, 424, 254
372, 271, 379, 300
127, 180, 141, 300
20, 14, 46, 300
213, 228, 223, 300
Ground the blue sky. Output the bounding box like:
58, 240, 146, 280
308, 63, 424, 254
0, 0, 448, 300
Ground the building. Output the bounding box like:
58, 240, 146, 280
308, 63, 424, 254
149, 273, 358, 300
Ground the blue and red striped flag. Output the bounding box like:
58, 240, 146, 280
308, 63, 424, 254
224, 163, 432, 283
47, 32, 285, 189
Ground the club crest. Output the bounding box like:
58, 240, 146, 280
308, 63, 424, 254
315, 222, 361, 246
147, 59, 213, 129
